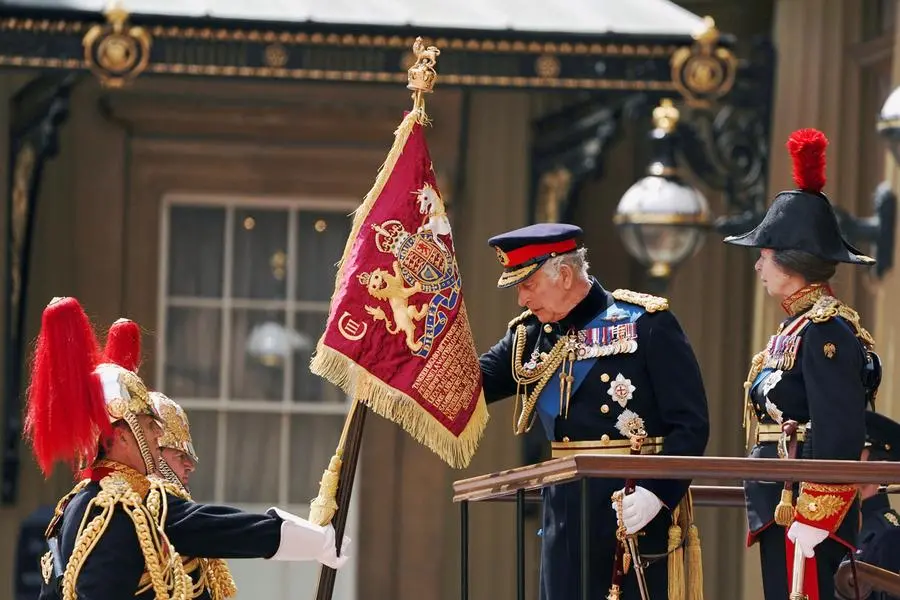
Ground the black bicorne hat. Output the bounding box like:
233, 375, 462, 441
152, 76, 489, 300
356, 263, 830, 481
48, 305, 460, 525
723, 129, 875, 265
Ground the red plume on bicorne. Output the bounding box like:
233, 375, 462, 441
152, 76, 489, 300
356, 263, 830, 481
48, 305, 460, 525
103, 318, 142, 373
24, 297, 111, 477
786, 128, 828, 194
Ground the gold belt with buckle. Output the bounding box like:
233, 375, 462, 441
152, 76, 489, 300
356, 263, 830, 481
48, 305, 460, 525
755, 423, 807, 444
551, 436, 665, 458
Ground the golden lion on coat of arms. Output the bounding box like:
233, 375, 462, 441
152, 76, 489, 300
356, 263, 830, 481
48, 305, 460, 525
358, 261, 429, 352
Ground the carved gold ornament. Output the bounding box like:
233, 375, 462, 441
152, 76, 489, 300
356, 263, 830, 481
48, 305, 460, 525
670, 16, 737, 108
407, 37, 440, 94
82, 4, 151, 88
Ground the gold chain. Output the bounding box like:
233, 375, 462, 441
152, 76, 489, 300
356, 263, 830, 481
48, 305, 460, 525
510, 324, 571, 434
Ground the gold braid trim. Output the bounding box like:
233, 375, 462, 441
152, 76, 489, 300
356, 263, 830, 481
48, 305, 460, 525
807, 296, 876, 349
61, 473, 192, 600
204, 557, 238, 599
510, 324, 570, 434
143, 478, 238, 599
507, 309, 533, 329
611, 289, 669, 312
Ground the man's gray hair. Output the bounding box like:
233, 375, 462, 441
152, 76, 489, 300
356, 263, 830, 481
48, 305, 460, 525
542, 248, 590, 281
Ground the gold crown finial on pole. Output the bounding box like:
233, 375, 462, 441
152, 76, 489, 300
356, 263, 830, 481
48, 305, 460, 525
407, 37, 440, 113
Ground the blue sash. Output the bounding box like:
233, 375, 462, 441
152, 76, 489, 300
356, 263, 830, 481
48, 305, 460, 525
534, 301, 646, 439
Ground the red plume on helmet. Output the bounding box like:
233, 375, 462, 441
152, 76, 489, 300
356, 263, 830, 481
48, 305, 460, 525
24, 297, 111, 476
786, 128, 828, 194
103, 318, 142, 373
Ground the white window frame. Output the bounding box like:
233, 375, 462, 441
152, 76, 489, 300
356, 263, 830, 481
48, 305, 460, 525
155, 191, 359, 507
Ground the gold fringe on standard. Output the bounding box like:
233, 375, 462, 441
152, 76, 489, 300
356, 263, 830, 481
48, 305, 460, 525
310, 345, 489, 470
309, 106, 488, 469
774, 489, 796, 527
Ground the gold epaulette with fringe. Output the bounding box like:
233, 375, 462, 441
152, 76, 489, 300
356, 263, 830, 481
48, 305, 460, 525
62, 472, 192, 600
142, 477, 238, 599
807, 296, 876, 349
612, 289, 670, 313
45, 479, 91, 538
508, 309, 533, 329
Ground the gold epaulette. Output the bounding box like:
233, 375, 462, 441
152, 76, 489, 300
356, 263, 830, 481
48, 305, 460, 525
45, 479, 91, 538
807, 296, 876, 349
62, 472, 193, 600
508, 309, 533, 329
612, 289, 669, 313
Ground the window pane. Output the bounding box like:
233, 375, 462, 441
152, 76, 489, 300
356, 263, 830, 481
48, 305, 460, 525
165, 308, 221, 398
292, 311, 343, 403
295, 211, 352, 302
182, 409, 218, 502
232, 208, 289, 300
224, 413, 281, 503
168, 206, 225, 298
230, 309, 286, 401
288, 414, 345, 505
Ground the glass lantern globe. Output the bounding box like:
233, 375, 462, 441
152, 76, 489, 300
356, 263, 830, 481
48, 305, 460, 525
614, 175, 712, 278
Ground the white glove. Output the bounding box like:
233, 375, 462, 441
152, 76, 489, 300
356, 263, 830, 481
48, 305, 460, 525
610, 486, 663, 534
787, 521, 828, 558
267, 507, 351, 568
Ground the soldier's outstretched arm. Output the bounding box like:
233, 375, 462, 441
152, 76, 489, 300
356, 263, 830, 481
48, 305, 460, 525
162, 493, 349, 568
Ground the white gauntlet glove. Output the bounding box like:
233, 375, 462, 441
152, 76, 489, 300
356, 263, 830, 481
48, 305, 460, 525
267, 507, 351, 569
787, 521, 828, 558
611, 486, 663, 534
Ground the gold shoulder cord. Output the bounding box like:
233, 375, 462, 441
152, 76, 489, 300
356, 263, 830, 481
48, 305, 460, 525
510, 324, 570, 434
139, 478, 238, 599
61, 474, 192, 600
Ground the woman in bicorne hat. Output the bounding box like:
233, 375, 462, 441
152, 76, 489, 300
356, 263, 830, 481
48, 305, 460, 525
724, 129, 879, 600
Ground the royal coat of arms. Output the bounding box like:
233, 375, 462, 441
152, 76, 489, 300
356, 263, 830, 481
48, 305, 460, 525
357, 183, 460, 358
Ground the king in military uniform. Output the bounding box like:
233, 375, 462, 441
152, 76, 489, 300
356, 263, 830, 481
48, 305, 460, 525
29, 298, 349, 600
725, 129, 879, 600
479, 223, 710, 599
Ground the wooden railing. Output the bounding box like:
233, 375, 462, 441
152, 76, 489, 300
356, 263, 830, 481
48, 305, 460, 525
451, 454, 900, 600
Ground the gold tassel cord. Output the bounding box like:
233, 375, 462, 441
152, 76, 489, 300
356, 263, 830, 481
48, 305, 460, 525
775, 489, 796, 527
686, 524, 704, 600
308, 398, 360, 527
668, 506, 685, 600
683, 491, 704, 600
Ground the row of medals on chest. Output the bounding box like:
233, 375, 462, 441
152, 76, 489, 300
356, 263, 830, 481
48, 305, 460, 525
519, 322, 639, 375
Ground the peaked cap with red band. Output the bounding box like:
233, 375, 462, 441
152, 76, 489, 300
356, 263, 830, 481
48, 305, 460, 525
488, 223, 583, 288
723, 128, 874, 265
